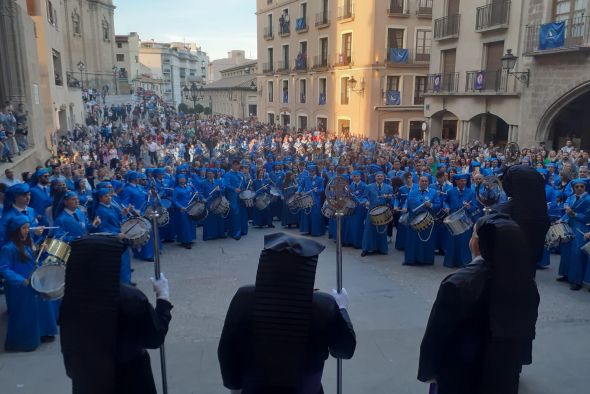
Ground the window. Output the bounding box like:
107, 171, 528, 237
282, 80, 289, 103
268, 113, 275, 125
268, 81, 274, 102
52, 49, 63, 86
135, 56, 139, 63
338, 119, 351, 137
554, 0, 586, 21
299, 79, 307, 103
442, 120, 458, 140
384, 76, 401, 105
341, 32, 352, 64
282, 45, 290, 69
117, 43, 122, 49
320, 37, 329, 64
319, 78, 327, 105
102, 19, 110, 41
298, 115, 308, 132
415, 30, 432, 61
72, 10, 81, 35
340, 77, 350, 105
317, 116, 328, 132
409, 121, 424, 140
387, 28, 405, 49
116, 54, 125, 62
384, 121, 400, 138
386, 76, 400, 91
414, 76, 427, 105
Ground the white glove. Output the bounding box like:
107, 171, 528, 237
150, 273, 170, 301
331, 288, 350, 310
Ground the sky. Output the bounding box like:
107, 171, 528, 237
113, 0, 257, 60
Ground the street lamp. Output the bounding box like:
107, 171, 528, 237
77, 61, 86, 89
112, 65, 119, 95
348, 76, 365, 93
501, 49, 529, 87
183, 81, 204, 112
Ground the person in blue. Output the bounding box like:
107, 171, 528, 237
430, 171, 451, 255
361, 172, 393, 256
121, 171, 155, 261
0, 183, 43, 246
281, 171, 299, 229
93, 188, 132, 284
252, 168, 274, 228
537, 168, 557, 268
154, 168, 176, 242
299, 165, 325, 237
53, 192, 100, 242
239, 164, 252, 235
269, 162, 285, 221
0, 215, 58, 351
201, 169, 226, 240
404, 176, 440, 265
344, 171, 366, 249
394, 172, 414, 251
29, 168, 52, 225
442, 173, 476, 268
173, 173, 197, 249
557, 179, 590, 290
224, 160, 244, 239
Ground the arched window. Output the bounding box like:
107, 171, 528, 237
72, 9, 81, 36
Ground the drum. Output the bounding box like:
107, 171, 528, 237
144, 205, 170, 227
269, 186, 282, 201
435, 209, 449, 223
581, 241, 590, 257
286, 194, 299, 211
399, 212, 409, 225
239, 190, 256, 208
187, 200, 208, 221
545, 222, 574, 248
254, 193, 272, 211
342, 198, 357, 216
369, 205, 393, 226
411, 211, 435, 232
296, 194, 314, 210
443, 209, 473, 236
30, 264, 66, 300
43, 238, 71, 263
321, 201, 336, 219
209, 196, 231, 216
121, 217, 152, 248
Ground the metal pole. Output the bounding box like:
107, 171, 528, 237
335, 213, 343, 394
150, 213, 168, 394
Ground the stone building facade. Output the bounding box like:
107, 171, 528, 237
208, 50, 254, 83
115, 32, 140, 94
256, 0, 432, 139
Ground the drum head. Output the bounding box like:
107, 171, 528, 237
412, 212, 429, 224
122, 218, 149, 239
370, 205, 388, 215
31, 265, 65, 300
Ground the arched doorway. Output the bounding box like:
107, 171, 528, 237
549, 90, 590, 150
469, 113, 509, 146
430, 110, 459, 141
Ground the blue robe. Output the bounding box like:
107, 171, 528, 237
93, 203, 131, 284
252, 178, 273, 227
269, 171, 285, 220
173, 185, 197, 245
404, 188, 440, 265
281, 184, 299, 227
122, 184, 157, 261
201, 179, 226, 240
53, 208, 91, 242
430, 182, 452, 254
299, 176, 325, 236
29, 185, 52, 225
394, 185, 414, 251
0, 242, 58, 351
224, 170, 243, 238
343, 181, 367, 249
442, 187, 476, 268
559, 193, 590, 285
156, 178, 176, 241
538, 184, 557, 268
362, 183, 393, 254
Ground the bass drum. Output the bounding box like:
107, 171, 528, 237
121, 217, 152, 248
187, 201, 208, 221
369, 205, 393, 226
254, 193, 272, 211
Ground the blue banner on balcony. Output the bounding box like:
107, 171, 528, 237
433, 74, 442, 92
319, 93, 326, 105
389, 48, 409, 64
283, 92, 289, 103
296, 18, 306, 30
386, 90, 401, 105
539, 21, 565, 50
474, 71, 485, 90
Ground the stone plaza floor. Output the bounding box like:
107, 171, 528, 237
1, 226, 589, 393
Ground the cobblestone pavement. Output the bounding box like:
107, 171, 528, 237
1, 225, 589, 394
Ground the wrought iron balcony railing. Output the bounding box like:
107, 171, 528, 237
476, 1, 510, 31
434, 14, 460, 40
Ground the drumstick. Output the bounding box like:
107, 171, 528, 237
577, 229, 586, 236
412, 202, 425, 213
30, 227, 60, 230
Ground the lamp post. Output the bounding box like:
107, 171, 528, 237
348, 76, 365, 93
112, 65, 119, 95
77, 61, 86, 90
501, 49, 529, 87
183, 81, 204, 112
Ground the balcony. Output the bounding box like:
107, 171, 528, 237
476, 1, 510, 32
296, 17, 308, 33
279, 21, 290, 37
66, 72, 81, 89
293, 54, 308, 72
275, 60, 290, 74
335, 53, 352, 67
425, 73, 459, 93
262, 62, 274, 74
434, 14, 460, 40
337, 3, 354, 21
417, 0, 433, 18
524, 16, 590, 55
315, 11, 330, 28
263, 26, 274, 40
465, 70, 509, 92
388, 0, 409, 17
385, 48, 430, 66
312, 55, 330, 71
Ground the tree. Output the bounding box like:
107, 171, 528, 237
178, 103, 189, 113
195, 104, 204, 114
204, 107, 212, 115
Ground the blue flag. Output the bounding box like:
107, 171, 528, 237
386, 90, 401, 105
319, 93, 326, 105
389, 48, 409, 64
539, 21, 565, 50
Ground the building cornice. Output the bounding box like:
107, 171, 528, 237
255, 0, 300, 15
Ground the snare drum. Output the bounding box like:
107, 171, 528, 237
121, 217, 152, 248
187, 200, 208, 221
239, 190, 256, 208
296, 194, 314, 210
269, 186, 282, 201
443, 209, 473, 236
209, 196, 231, 216
321, 201, 336, 219
411, 211, 435, 232
30, 264, 66, 300
144, 205, 170, 227
545, 222, 574, 248
43, 238, 71, 263
286, 194, 299, 211
581, 241, 590, 256
369, 205, 393, 226
254, 193, 272, 211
